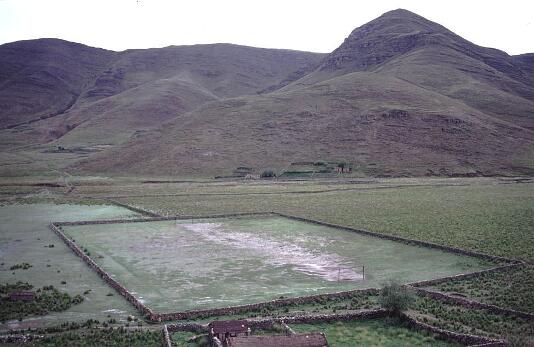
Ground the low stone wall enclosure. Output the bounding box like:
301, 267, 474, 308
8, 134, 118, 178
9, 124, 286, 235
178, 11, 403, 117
49, 207, 528, 324
161, 310, 506, 347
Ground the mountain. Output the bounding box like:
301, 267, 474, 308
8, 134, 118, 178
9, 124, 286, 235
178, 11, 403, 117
0, 39, 115, 129
1, 9, 534, 177
0, 40, 325, 146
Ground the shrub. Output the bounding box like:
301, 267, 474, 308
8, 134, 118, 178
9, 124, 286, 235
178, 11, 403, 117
379, 280, 414, 314
261, 170, 276, 178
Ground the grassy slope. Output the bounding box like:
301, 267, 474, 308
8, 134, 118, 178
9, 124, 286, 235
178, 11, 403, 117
3, 10, 534, 177
0, 39, 115, 128
70, 10, 534, 177
0, 42, 325, 149
72, 69, 534, 177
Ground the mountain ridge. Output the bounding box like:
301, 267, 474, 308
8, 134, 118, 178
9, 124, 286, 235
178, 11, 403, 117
1, 9, 533, 177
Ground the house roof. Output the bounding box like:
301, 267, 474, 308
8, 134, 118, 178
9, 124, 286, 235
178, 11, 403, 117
8, 291, 36, 300
210, 320, 249, 334
226, 333, 329, 347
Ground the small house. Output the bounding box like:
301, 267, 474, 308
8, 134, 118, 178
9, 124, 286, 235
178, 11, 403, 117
8, 291, 36, 302
209, 320, 250, 342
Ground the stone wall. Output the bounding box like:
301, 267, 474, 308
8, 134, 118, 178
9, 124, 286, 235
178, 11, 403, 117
162, 325, 172, 347
107, 199, 162, 217
55, 212, 274, 227
408, 262, 526, 288
246, 309, 388, 328
399, 312, 507, 346
157, 288, 379, 321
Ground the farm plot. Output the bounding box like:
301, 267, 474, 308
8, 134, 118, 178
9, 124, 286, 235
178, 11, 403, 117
430, 265, 534, 313
62, 216, 492, 313
289, 319, 460, 347
0, 203, 140, 330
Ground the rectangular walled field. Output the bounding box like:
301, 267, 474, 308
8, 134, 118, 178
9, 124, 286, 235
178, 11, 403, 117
62, 216, 492, 312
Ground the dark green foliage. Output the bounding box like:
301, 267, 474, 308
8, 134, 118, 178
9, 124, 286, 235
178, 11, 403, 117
260, 169, 276, 178
27, 327, 162, 347
9, 262, 32, 270
379, 280, 414, 314
0, 282, 84, 322
507, 333, 534, 347
0, 281, 33, 294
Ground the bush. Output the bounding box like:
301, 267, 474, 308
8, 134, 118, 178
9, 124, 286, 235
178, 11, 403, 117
261, 170, 276, 178
379, 280, 414, 314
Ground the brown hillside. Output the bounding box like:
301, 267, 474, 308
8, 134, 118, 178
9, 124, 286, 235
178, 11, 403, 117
70, 9, 534, 177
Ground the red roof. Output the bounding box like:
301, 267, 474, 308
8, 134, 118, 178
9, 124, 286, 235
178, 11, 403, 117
9, 291, 36, 301
210, 320, 249, 334
226, 333, 329, 347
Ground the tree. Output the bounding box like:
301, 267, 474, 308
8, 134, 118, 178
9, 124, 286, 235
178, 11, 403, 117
379, 280, 414, 315
261, 169, 276, 178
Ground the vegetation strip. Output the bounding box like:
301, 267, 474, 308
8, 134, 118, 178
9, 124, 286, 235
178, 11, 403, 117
409, 286, 534, 320
95, 182, 469, 199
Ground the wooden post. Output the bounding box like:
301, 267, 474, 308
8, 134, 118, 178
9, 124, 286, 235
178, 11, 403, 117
338, 267, 341, 282
362, 265, 365, 280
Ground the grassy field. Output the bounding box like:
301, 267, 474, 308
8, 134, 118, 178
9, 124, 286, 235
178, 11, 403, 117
431, 265, 534, 313
118, 180, 534, 262
411, 296, 534, 342
62, 216, 490, 312
290, 319, 459, 347
0, 203, 140, 330
0, 177, 532, 344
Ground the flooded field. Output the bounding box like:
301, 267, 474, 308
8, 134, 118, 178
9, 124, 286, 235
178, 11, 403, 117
63, 216, 492, 312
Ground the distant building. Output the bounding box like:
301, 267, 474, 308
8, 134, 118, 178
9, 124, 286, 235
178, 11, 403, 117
8, 291, 36, 301
209, 320, 250, 342
226, 332, 329, 347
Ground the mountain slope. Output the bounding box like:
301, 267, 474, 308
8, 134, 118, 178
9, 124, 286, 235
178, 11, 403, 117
0, 41, 325, 147
71, 9, 534, 177
1, 9, 533, 177
73, 70, 533, 177
286, 9, 534, 129
0, 38, 115, 129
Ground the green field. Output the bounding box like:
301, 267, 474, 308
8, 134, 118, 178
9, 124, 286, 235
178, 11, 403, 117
118, 180, 534, 261
431, 265, 534, 313
0, 204, 140, 330
0, 177, 532, 344
290, 319, 459, 347
62, 216, 490, 312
